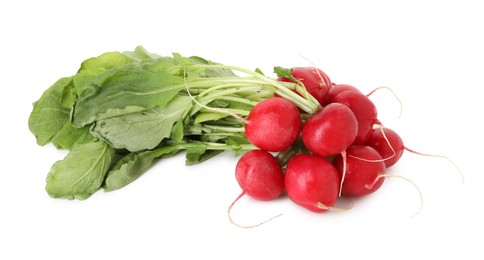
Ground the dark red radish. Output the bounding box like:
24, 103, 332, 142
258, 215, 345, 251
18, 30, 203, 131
327, 84, 361, 104
302, 103, 358, 157
284, 154, 340, 213
278, 67, 332, 105
332, 91, 379, 144
245, 97, 302, 152
234, 150, 284, 200
332, 145, 386, 197
366, 127, 404, 168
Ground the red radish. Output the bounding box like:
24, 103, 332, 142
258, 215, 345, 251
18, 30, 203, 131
278, 67, 331, 105
245, 97, 301, 152
366, 127, 404, 168
331, 91, 379, 144
284, 154, 340, 212
332, 145, 386, 197
327, 84, 361, 104
228, 150, 284, 228
234, 150, 285, 200
366, 127, 465, 182
302, 103, 358, 157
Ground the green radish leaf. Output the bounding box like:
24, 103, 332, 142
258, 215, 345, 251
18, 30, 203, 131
29, 47, 275, 201
224, 135, 252, 146
73, 51, 133, 95
122, 46, 162, 62
254, 68, 265, 75
103, 145, 182, 191
200, 134, 229, 143
170, 118, 186, 143
217, 99, 253, 111
28, 77, 72, 146
72, 65, 185, 127
45, 141, 115, 200
60, 79, 77, 109
142, 56, 184, 75
188, 56, 236, 77
185, 146, 206, 165
90, 95, 192, 152
51, 123, 94, 150
185, 146, 223, 165
96, 106, 147, 121
194, 112, 229, 124
224, 136, 253, 156
208, 100, 229, 108
273, 66, 294, 81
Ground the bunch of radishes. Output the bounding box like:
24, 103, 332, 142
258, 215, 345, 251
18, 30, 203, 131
231, 66, 418, 221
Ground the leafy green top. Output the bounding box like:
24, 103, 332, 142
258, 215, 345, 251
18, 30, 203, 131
28, 46, 318, 200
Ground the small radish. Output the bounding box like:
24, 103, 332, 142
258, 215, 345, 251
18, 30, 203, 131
245, 97, 302, 152
284, 154, 340, 212
332, 145, 386, 197
331, 91, 379, 144
228, 150, 284, 228
302, 103, 358, 157
329, 85, 402, 119
327, 84, 361, 104
366, 127, 404, 168
277, 67, 332, 105
366, 127, 465, 182
234, 150, 285, 200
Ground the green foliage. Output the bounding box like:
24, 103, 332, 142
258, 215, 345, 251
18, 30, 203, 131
28, 77, 72, 146
28, 46, 296, 200
45, 141, 115, 200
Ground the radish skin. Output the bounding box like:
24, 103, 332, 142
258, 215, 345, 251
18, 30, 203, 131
228, 150, 285, 228
332, 91, 379, 144
245, 97, 302, 152
366, 127, 404, 168
285, 154, 340, 213
302, 103, 358, 157
235, 150, 284, 200
332, 145, 386, 197
327, 84, 361, 104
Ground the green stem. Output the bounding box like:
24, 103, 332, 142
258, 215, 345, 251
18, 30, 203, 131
191, 86, 265, 116
185, 64, 320, 114
200, 142, 257, 151
199, 108, 250, 116
216, 96, 258, 106
184, 77, 291, 95
198, 85, 265, 100
164, 140, 257, 151
186, 83, 257, 95
191, 76, 272, 86
202, 124, 245, 133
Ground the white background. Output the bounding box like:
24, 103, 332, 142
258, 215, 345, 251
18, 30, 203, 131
1, 0, 482, 259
